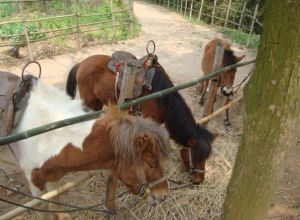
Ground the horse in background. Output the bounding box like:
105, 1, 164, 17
199, 38, 245, 126
11, 78, 170, 217
66, 54, 215, 184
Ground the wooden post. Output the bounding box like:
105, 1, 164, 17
73, 0, 80, 49
184, 0, 188, 17
189, 0, 194, 20
202, 43, 224, 126
129, 0, 134, 34
118, 63, 137, 105
224, 0, 232, 28
0, 173, 92, 220
198, 0, 204, 22
238, 0, 247, 31
110, 0, 116, 41
18, 3, 33, 61
180, 0, 183, 13
211, 0, 217, 26
246, 3, 259, 46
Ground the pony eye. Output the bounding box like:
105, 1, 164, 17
147, 161, 157, 168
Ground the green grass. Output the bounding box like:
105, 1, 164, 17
218, 27, 260, 50
0, 0, 138, 45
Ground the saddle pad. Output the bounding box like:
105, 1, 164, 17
0, 72, 20, 137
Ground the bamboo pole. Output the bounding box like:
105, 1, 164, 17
198, 95, 243, 124
189, 0, 194, 20
202, 43, 224, 126
180, 0, 183, 13
73, 0, 80, 49
129, 0, 134, 34
18, 2, 33, 61
184, 0, 188, 16
238, 0, 247, 31
0, 14, 76, 25
198, 0, 204, 22
211, 0, 217, 26
177, 0, 179, 11
247, 3, 259, 46
110, 0, 116, 41
0, 173, 92, 220
0, 59, 256, 146
224, 0, 232, 28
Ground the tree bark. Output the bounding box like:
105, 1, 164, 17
222, 1, 300, 220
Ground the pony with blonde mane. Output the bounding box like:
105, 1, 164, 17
11, 78, 170, 218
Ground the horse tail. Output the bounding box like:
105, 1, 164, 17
66, 63, 79, 99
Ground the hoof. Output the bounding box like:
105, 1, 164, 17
53, 213, 71, 220
224, 119, 231, 127
103, 207, 117, 215
199, 98, 205, 106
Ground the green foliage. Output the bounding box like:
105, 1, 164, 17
0, 23, 47, 43
218, 27, 260, 49
0, 3, 17, 18
0, 0, 137, 45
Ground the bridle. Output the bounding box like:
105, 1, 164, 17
183, 147, 205, 174
136, 163, 167, 199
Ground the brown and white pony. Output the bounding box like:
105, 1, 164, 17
66, 55, 215, 184
11, 79, 170, 217
200, 38, 245, 126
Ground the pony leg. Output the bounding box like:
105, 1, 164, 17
104, 174, 118, 218
199, 80, 209, 106
46, 182, 71, 220
223, 97, 231, 126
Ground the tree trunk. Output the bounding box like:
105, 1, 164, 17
222, 1, 300, 220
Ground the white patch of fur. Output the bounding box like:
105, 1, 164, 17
222, 86, 233, 95
12, 80, 95, 176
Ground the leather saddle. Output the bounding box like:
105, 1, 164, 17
0, 71, 37, 137
108, 51, 157, 99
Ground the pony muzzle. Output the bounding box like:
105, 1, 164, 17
221, 85, 233, 96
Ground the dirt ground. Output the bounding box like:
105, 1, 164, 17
0, 1, 298, 219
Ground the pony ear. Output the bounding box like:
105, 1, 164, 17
134, 133, 150, 154
235, 55, 245, 63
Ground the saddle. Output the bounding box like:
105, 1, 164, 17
0, 71, 36, 137
108, 51, 157, 99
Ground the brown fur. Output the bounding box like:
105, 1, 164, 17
200, 38, 245, 125
66, 54, 215, 184
31, 105, 169, 199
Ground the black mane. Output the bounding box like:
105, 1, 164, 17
224, 49, 237, 68
151, 62, 214, 161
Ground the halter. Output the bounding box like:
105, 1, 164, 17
136, 165, 167, 199
183, 147, 205, 174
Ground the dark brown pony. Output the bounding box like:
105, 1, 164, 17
200, 38, 245, 126
66, 54, 215, 184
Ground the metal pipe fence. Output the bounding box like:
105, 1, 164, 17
0, 59, 256, 146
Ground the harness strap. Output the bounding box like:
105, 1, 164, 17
183, 147, 205, 174
136, 165, 167, 199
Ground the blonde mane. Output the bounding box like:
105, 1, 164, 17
105, 106, 170, 165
